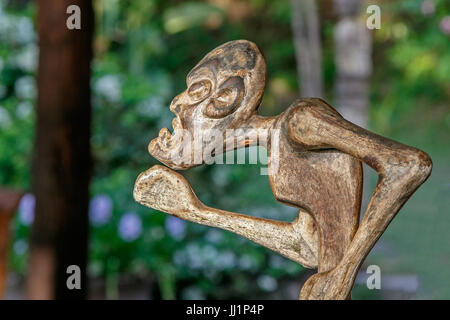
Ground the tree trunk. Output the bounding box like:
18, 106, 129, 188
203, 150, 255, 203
333, 0, 373, 222
0, 189, 24, 298
333, 0, 372, 128
28, 0, 93, 299
290, 0, 323, 98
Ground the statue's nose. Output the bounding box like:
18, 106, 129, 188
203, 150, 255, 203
169, 94, 187, 115
169, 102, 182, 114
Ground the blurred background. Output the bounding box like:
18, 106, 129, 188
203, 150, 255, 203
0, 0, 449, 300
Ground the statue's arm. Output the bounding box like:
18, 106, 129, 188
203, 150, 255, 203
134, 165, 318, 268
286, 98, 432, 299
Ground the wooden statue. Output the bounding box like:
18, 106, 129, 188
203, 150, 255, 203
134, 40, 432, 299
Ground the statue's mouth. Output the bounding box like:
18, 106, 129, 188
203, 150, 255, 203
155, 116, 183, 148
148, 116, 193, 170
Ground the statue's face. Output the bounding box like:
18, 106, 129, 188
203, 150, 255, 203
148, 40, 266, 169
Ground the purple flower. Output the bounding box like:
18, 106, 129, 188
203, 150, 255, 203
421, 0, 435, 16
165, 216, 186, 240
440, 16, 450, 35
18, 193, 35, 226
89, 194, 113, 226
118, 212, 142, 242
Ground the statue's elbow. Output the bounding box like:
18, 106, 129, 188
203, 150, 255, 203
415, 149, 432, 183
404, 149, 433, 186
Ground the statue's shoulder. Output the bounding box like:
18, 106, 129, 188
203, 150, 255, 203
285, 98, 341, 118
271, 98, 331, 130
271, 98, 343, 144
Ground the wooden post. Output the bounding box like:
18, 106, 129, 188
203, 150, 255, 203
333, 0, 372, 128
290, 0, 324, 98
0, 189, 24, 299
28, 0, 93, 299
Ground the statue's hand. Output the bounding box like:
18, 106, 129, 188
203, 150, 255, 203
299, 267, 352, 300
133, 165, 202, 214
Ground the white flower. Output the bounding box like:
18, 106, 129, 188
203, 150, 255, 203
269, 255, 285, 269
257, 275, 278, 292
212, 250, 236, 270
15, 76, 36, 100
16, 101, 33, 119
136, 96, 164, 118
238, 255, 255, 270
202, 245, 218, 263
205, 229, 223, 244
0, 15, 35, 45
0, 107, 11, 129
15, 44, 38, 72
15, 16, 35, 44
95, 75, 122, 103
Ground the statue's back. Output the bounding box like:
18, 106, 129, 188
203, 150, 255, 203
268, 102, 363, 272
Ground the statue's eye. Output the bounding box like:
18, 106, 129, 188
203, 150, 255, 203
202, 76, 245, 119
215, 88, 235, 105
188, 80, 212, 101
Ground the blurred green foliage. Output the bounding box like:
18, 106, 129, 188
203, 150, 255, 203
0, 0, 449, 299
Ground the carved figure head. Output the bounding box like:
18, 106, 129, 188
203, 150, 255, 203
148, 40, 266, 169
